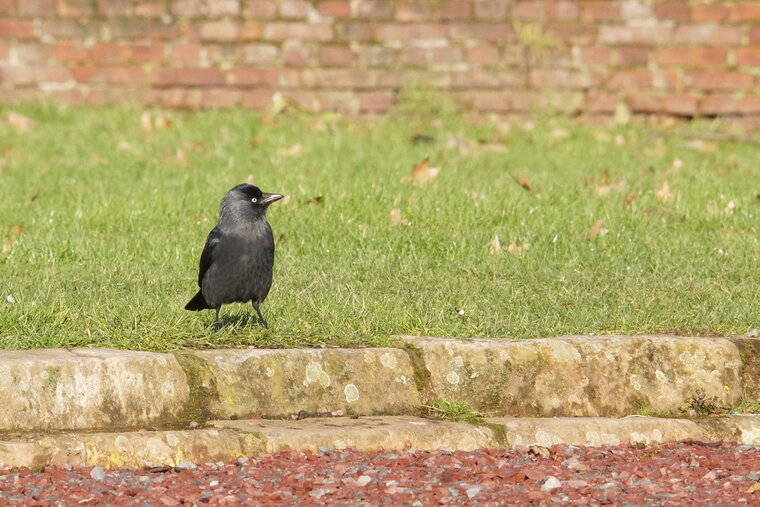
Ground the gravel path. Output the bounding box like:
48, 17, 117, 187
2, 442, 759, 505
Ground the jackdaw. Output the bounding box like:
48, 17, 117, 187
185, 183, 284, 329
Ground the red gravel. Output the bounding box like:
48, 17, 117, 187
1, 442, 759, 505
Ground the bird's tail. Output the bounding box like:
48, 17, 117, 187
185, 291, 211, 311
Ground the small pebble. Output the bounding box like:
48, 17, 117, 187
89, 467, 106, 481
541, 476, 562, 491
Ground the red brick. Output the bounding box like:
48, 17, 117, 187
581, 1, 620, 21
170, 43, 201, 64
207, 0, 239, 17
318, 0, 350, 18
162, 88, 202, 108
530, 69, 599, 89
241, 89, 274, 109
0, 0, 15, 14
448, 23, 516, 41
511, 1, 545, 19
465, 44, 499, 64
206, 44, 241, 63
693, 47, 727, 66
439, 0, 470, 19
39, 19, 90, 38
673, 25, 741, 46
471, 91, 511, 112
396, 1, 434, 22
684, 71, 754, 90
242, 0, 276, 18
1, 65, 72, 84
616, 47, 649, 66
73, 66, 147, 84
691, 4, 728, 22
131, 43, 164, 62
282, 42, 314, 65
654, 47, 689, 66
171, 0, 205, 17
263, 23, 332, 41
134, 1, 165, 16
301, 68, 387, 89
375, 23, 446, 40
202, 88, 239, 108
654, 1, 689, 20
354, 0, 394, 19
13, 43, 53, 63
599, 26, 671, 46
452, 69, 522, 88
548, 1, 579, 20
19, 0, 54, 15
475, 0, 508, 20
700, 94, 738, 115
243, 43, 279, 64
625, 93, 661, 113
228, 67, 299, 87
401, 46, 462, 65
54, 42, 87, 62
91, 43, 129, 63
97, 0, 130, 16
730, 2, 760, 22
545, 23, 597, 45
198, 21, 239, 41
0, 40, 8, 59
737, 96, 760, 115
0, 19, 34, 38
319, 45, 354, 66
240, 22, 261, 40
152, 67, 224, 86
578, 47, 610, 65
610, 70, 678, 89
752, 27, 760, 44
736, 47, 760, 66
586, 92, 619, 114
661, 94, 697, 116
335, 22, 373, 41
360, 45, 394, 66
57, 0, 94, 16
280, 0, 310, 19
358, 90, 393, 112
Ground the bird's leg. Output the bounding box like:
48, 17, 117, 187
252, 302, 268, 329
214, 307, 221, 331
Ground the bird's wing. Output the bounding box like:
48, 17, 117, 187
198, 226, 222, 287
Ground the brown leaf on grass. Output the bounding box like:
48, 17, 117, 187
488, 234, 501, 254
412, 157, 441, 185
755, 251, 760, 260
6, 112, 34, 132
755, 194, 760, 206
250, 134, 264, 147
747, 482, 760, 494
510, 173, 532, 192
140, 112, 172, 133
586, 218, 608, 239
389, 208, 410, 226
3, 225, 22, 253
279, 143, 303, 157
590, 169, 626, 196
245, 174, 255, 185
655, 181, 675, 202
507, 240, 530, 253
549, 128, 570, 141
624, 193, 640, 207
684, 139, 718, 153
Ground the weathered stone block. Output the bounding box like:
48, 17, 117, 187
489, 416, 704, 447
213, 415, 496, 453
399, 335, 743, 417
0, 349, 189, 432
175, 348, 420, 419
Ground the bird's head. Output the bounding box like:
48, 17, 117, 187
219, 183, 284, 224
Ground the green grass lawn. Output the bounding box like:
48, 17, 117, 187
1, 101, 758, 351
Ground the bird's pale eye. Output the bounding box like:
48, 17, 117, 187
251, 197, 258, 203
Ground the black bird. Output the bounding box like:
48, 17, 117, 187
185, 184, 284, 329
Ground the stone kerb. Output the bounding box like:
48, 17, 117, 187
174, 348, 420, 420
0, 349, 190, 432
399, 335, 744, 417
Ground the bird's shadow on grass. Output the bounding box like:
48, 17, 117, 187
217, 311, 262, 331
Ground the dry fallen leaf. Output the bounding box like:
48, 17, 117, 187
590, 169, 626, 196
245, 174, 255, 185
507, 240, 530, 253
488, 234, 501, 254
586, 218, 608, 239
747, 482, 760, 494
724, 200, 735, 215
549, 128, 570, 141
614, 103, 631, 125
389, 208, 410, 226
510, 173, 532, 192
412, 157, 441, 185
684, 140, 718, 153
624, 193, 640, 207
3, 225, 22, 253
140, 111, 152, 132
6, 112, 34, 132
250, 134, 264, 147
279, 143, 303, 157
117, 140, 133, 151
655, 181, 675, 202
755, 251, 760, 260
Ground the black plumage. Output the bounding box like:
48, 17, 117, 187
185, 184, 283, 329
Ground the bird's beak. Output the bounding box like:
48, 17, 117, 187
260, 193, 284, 206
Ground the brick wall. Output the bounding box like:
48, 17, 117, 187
1, 0, 759, 117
